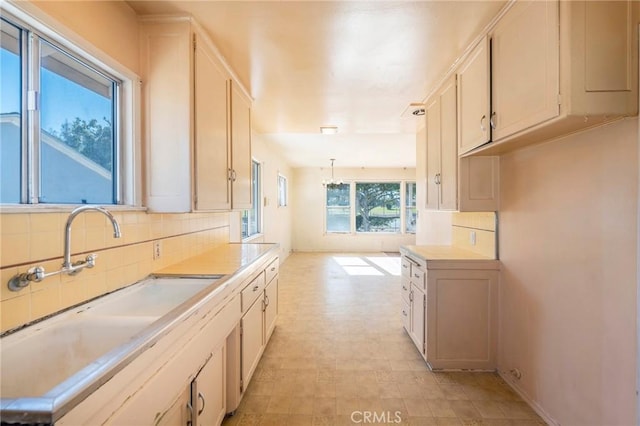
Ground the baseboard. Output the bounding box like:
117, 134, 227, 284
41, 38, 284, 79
498, 369, 559, 426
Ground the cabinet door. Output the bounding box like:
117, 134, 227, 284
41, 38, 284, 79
241, 297, 264, 388
230, 83, 252, 210
457, 37, 490, 154
491, 0, 559, 140
192, 345, 226, 426
264, 279, 278, 342
425, 98, 440, 211
438, 79, 457, 211
409, 285, 425, 355
141, 21, 192, 212
156, 387, 190, 426
194, 36, 231, 211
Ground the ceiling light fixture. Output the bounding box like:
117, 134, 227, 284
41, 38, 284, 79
322, 158, 344, 188
401, 102, 425, 118
320, 126, 338, 135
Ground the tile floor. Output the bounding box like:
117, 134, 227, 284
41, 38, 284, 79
223, 253, 545, 426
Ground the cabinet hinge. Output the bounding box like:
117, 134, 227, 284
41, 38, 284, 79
423, 299, 426, 309
240, 379, 244, 393
240, 322, 243, 337
557, 93, 562, 106
192, 33, 196, 51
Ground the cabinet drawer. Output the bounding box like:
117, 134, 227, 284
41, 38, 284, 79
401, 278, 411, 303
265, 258, 279, 284
410, 267, 426, 290
241, 273, 266, 312
401, 258, 411, 277
401, 298, 410, 333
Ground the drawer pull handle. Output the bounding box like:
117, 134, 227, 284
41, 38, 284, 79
253, 285, 259, 292
414, 273, 420, 279
270, 267, 276, 272
198, 392, 206, 415
409, 290, 414, 302
402, 310, 407, 316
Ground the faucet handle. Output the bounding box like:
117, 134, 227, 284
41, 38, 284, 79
85, 253, 98, 268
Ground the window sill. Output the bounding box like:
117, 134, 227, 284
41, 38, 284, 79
0, 205, 147, 214
242, 233, 264, 243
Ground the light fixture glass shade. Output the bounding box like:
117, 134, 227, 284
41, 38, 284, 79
322, 158, 343, 187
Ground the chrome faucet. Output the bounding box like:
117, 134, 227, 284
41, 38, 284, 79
63, 205, 121, 272
7, 205, 122, 291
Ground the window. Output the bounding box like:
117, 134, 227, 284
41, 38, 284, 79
1, 15, 120, 205
325, 181, 414, 234
355, 182, 400, 233
242, 160, 261, 239
326, 183, 350, 233
405, 181, 416, 233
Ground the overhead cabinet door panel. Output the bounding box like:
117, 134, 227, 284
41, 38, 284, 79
194, 39, 231, 210
491, 0, 559, 141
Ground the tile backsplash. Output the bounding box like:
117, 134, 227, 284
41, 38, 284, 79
451, 211, 497, 258
0, 210, 230, 333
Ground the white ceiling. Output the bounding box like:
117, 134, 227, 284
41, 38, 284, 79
127, 1, 507, 168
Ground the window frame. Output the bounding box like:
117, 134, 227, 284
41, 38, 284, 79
242, 158, 262, 240
1, 4, 141, 210
324, 180, 416, 235
277, 173, 288, 207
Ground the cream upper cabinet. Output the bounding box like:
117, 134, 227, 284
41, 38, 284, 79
464, 0, 638, 155
230, 83, 252, 210
141, 17, 253, 212
425, 78, 457, 211
422, 77, 498, 212
457, 37, 491, 155
194, 38, 231, 210
491, 0, 559, 141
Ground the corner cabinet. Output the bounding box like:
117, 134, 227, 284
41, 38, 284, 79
461, 0, 638, 156
400, 248, 500, 371
140, 17, 252, 212
421, 77, 499, 212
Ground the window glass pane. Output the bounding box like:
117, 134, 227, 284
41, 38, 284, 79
39, 40, 116, 204
1, 20, 22, 203
355, 182, 400, 233
242, 160, 261, 238
326, 183, 350, 233
405, 182, 417, 233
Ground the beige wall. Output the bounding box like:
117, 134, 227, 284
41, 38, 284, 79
498, 118, 638, 425
29, 0, 140, 74
238, 133, 294, 261
291, 167, 416, 252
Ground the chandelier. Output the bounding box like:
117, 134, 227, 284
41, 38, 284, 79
322, 158, 344, 189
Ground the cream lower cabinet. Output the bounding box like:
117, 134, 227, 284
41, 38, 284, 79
401, 250, 499, 371
189, 345, 226, 426
227, 258, 279, 413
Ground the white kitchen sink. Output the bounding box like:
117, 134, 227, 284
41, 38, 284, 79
0, 276, 223, 400
1, 315, 156, 398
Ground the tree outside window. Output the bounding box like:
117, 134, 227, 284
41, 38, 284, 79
355, 183, 400, 233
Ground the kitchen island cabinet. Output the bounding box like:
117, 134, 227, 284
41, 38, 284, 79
400, 245, 499, 371
140, 16, 252, 212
